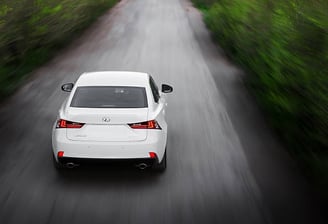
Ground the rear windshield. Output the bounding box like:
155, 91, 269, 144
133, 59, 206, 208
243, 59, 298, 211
70, 86, 148, 108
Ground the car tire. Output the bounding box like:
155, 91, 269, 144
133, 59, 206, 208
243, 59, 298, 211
153, 149, 166, 172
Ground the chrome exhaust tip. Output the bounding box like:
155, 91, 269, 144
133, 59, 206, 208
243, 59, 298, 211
136, 163, 148, 170
66, 162, 78, 169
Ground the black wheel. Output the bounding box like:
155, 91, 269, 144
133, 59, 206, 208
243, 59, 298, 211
153, 149, 166, 172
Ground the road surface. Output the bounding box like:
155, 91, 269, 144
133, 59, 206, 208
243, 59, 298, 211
0, 0, 326, 223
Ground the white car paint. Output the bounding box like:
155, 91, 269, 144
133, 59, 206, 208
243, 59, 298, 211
52, 71, 172, 169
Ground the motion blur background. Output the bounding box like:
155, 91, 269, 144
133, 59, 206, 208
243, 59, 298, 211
0, 0, 117, 96
191, 0, 328, 195
0, 0, 327, 218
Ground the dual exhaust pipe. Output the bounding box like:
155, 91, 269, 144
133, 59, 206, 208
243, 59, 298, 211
64, 162, 149, 170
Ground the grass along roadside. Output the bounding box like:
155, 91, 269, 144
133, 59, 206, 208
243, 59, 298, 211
0, 0, 119, 99
191, 0, 328, 198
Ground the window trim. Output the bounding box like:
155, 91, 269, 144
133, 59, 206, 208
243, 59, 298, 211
149, 76, 160, 103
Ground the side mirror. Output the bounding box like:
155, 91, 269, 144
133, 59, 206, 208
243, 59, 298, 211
161, 84, 173, 93
61, 83, 74, 92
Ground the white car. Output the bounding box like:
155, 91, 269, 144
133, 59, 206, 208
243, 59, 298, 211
52, 71, 173, 171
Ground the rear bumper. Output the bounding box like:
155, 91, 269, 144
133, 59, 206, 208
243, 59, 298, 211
58, 157, 156, 166
52, 129, 166, 162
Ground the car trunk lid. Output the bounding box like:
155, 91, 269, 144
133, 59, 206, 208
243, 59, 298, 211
65, 108, 148, 142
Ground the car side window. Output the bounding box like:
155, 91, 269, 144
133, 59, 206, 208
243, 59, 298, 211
149, 76, 160, 103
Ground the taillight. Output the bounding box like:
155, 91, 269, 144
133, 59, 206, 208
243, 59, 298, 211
56, 119, 84, 128
128, 120, 161, 129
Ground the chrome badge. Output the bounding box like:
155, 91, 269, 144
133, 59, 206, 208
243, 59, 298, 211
102, 117, 111, 122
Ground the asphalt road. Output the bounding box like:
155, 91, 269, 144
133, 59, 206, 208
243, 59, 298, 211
0, 0, 326, 223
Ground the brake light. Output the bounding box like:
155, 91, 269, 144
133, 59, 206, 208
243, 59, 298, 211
56, 119, 84, 128
128, 120, 161, 129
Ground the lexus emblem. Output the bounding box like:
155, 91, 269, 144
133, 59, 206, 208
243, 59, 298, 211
102, 117, 110, 122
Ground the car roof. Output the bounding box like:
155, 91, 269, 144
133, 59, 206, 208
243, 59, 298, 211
75, 71, 150, 87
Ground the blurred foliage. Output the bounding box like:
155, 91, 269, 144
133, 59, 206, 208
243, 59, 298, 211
192, 0, 328, 195
192, 0, 217, 9
0, 0, 118, 97
192, 0, 328, 156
